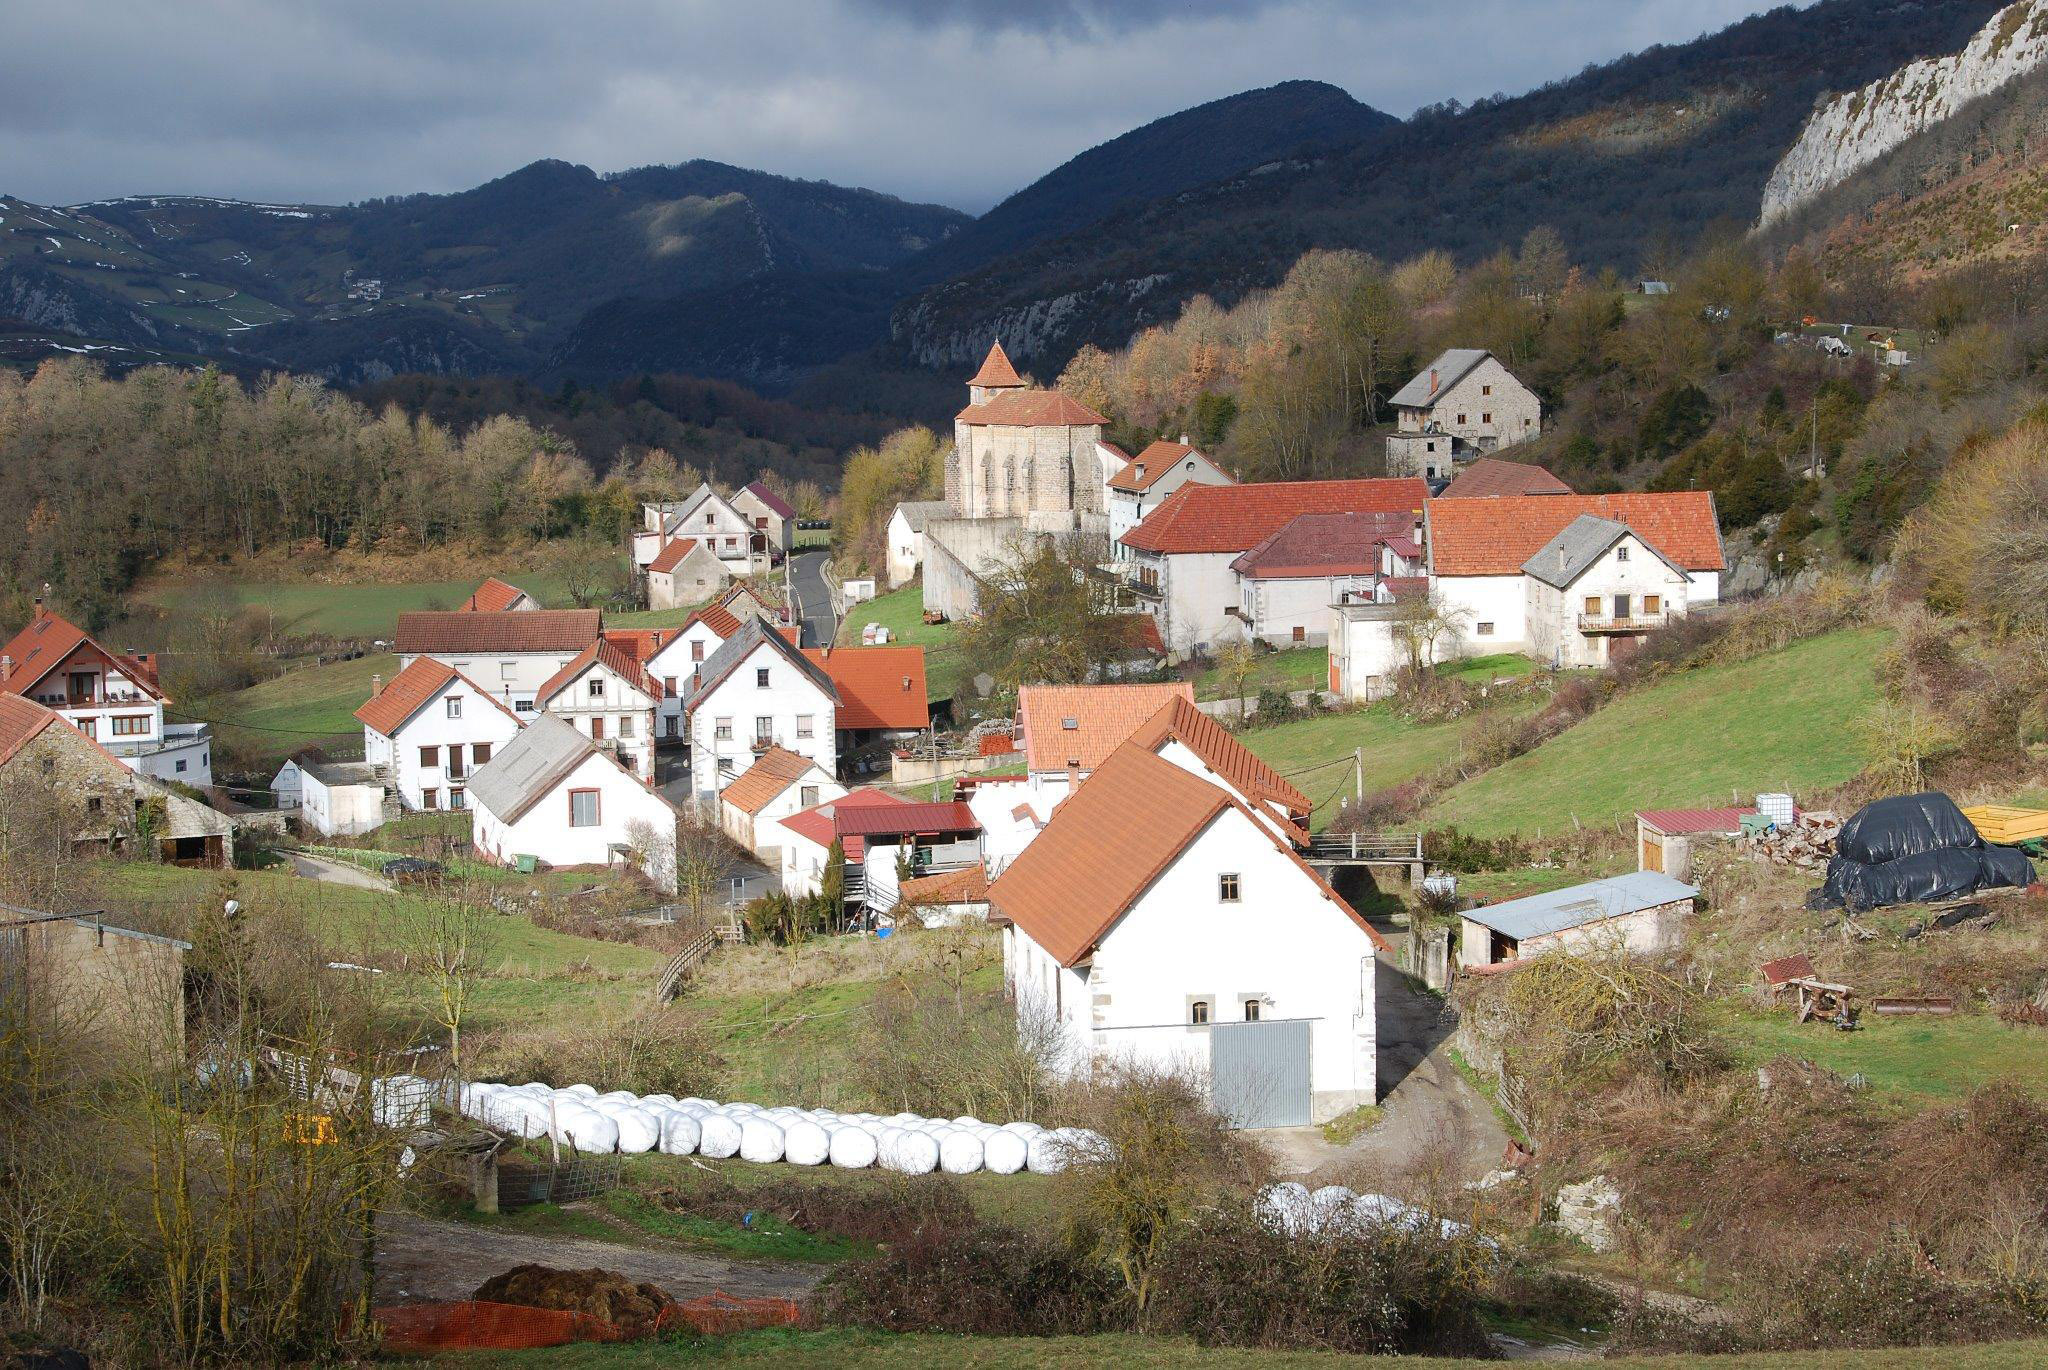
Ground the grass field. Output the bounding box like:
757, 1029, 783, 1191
1192, 646, 1328, 701
1425, 628, 1887, 838
137, 575, 580, 639
838, 585, 971, 703
1718, 1005, 2048, 1103
1242, 702, 1525, 831
424, 1328, 2048, 1368
178, 651, 399, 769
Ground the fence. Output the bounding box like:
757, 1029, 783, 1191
495, 1153, 625, 1210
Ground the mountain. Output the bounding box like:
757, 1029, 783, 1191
0, 160, 967, 383
889, 0, 2008, 375
546, 81, 1401, 385
1762, 0, 2048, 224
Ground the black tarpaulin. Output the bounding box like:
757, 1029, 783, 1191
1809, 792, 2037, 912
1833, 792, 1981, 866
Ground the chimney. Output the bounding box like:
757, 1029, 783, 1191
1, 654, 11, 681
902, 676, 912, 692
1178, 433, 1191, 446
1428, 367, 1439, 395
370, 673, 383, 698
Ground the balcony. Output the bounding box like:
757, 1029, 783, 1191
1578, 613, 1664, 634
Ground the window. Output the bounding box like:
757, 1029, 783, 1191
1481, 411, 1492, 425
1643, 595, 1662, 615
690, 641, 705, 663
1243, 999, 1261, 1022
515, 699, 534, 713
619, 715, 635, 738
111, 715, 150, 736
1189, 999, 1210, 1026
422, 788, 439, 810
587, 677, 606, 700
1219, 873, 1241, 902
175, 759, 187, 773
449, 786, 465, 810
1456, 412, 1467, 425
1476, 622, 1495, 636
446, 696, 463, 719
756, 667, 770, 688
714, 717, 732, 741
800, 784, 820, 807
704, 513, 714, 528
754, 715, 773, 743
77, 719, 95, 740
1583, 596, 1602, 616
473, 742, 492, 765
1616, 545, 1630, 563
795, 714, 814, 739
663, 676, 677, 695
569, 789, 600, 827
499, 660, 517, 679
420, 746, 439, 769
1481, 383, 1492, 396
86, 796, 102, 814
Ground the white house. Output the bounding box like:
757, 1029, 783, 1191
677, 617, 838, 806
1127, 693, 1313, 848
1227, 510, 1421, 649
1120, 478, 1428, 657
989, 742, 1385, 1127
1106, 439, 1234, 554
717, 744, 845, 855
356, 657, 524, 812
467, 712, 682, 891
1523, 515, 1699, 669
533, 637, 664, 783
299, 761, 389, 839
730, 481, 796, 559
635, 484, 772, 578
1384, 349, 1543, 481
885, 501, 952, 588
394, 609, 601, 714
1425, 493, 1724, 660
0, 607, 213, 786
1014, 681, 1194, 796
644, 604, 747, 743
269, 748, 326, 811
645, 538, 730, 610
1326, 582, 1437, 703
1459, 871, 1697, 969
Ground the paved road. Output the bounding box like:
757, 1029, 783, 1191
378, 1212, 822, 1304
288, 851, 393, 891
788, 549, 836, 648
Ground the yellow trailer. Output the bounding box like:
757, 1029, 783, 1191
1961, 804, 2048, 845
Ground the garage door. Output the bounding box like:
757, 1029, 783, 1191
1209, 1019, 1312, 1129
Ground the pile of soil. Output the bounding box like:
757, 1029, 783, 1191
473, 1264, 674, 1339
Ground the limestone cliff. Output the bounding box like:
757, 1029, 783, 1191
1762, 0, 2048, 224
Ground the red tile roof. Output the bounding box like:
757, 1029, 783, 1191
355, 657, 519, 737
987, 743, 1384, 967
743, 481, 796, 520
463, 577, 532, 612
957, 390, 1109, 427
396, 610, 600, 656
968, 341, 1025, 389
1128, 694, 1311, 827
1121, 478, 1428, 555
534, 635, 666, 708
1438, 458, 1574, 499
1016, 682, 1194, 774
1427, 493, 1723, 576
1229, 510, 1415, 578
804, 646, 929, 730
1636, 806, 1753, 835
832, 799, 979, 839
899, 866, 989, 906
689, 604, 743, 640
648, 537, 709, 574
0, 692, 63, 766
777, 786, 909, 856
721, 746, 822, 816
1108, 441, 1201, 493
0, 609, 165, 702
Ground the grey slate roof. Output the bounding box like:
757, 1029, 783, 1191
893, 500, 953, 534
1389, 348, 1492, 410
465, 713, 593, 824
1463, 871, 1699, 942
678, 616, 836, 714
1522, 514, 1690, 589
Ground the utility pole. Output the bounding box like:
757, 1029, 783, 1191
1354, 747, 1364, 805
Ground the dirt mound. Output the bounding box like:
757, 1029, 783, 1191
472, 1264, 673, 1339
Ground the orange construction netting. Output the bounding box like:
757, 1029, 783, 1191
375, 1291, 800, 1352
667, 1292, 803, 1336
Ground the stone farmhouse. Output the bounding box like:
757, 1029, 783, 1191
632, 482, 784, 593
644, 537, 731, 610
989, 740, 1385, 1128
0, 606, 213, 786
1384, 349, 1543, 482
355, 657, 523, 814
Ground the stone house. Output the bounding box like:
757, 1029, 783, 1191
948, 342, 1110, 520
9, 913, 190, 1063
644, 537, 730, 610
1384, 349, 1543, 481
730, 481, 796, 559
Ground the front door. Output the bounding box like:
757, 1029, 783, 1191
68, 671, 94, 704
1612, 593, 1631, 621
590, 717, 605, 741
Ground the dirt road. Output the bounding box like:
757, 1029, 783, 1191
377, 1212, 824, 1304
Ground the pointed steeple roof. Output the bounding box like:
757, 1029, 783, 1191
968, 341, 1024, 389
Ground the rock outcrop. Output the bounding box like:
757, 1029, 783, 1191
1762, 1, 2048, 224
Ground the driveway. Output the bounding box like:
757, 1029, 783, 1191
288, 851, 393, 891
788, 549, 836, 648
378, 1212, 822, 1304
1252, 952, 1508, 1186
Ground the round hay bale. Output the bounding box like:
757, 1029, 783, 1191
783, 1120, 830, 1166
939, 1130, 985, 1175
554, 1109, 619, 1154
739, 1117, 786, 1164
659, 1113, 702, 1156
698, 1113, 743, 1159
829, 1127, 879, 1169
982, 1129, 1028, 1175
888, 1130, 940, 1174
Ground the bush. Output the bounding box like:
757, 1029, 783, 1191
818, 1225, 1124, 1337
1421, 826, 1530, 873
656, 1173, 980, 1249
480, 1013, 722, 1098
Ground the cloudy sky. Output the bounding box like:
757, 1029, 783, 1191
3, 0, 1790, 212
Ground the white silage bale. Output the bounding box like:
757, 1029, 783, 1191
952, 1116, 981, 1127
830, 1127, 878, 1169
1308, 1185, 1355, 1233
784, 1120, 830, 1166
890, 1112, 921, 1126
641, 1093, 678, 1109
876, 1127, 906, 1168
1001, 1120, 1043, 1138
554, 1108, 620, 1154
611, 1108, 661, 1154
659, 1113, 702, 1156
1064, 1128, 1113, 1164
698, 1113, 743, 1159
597, 1090, 638, 1105
888, 1129, 940, 1174
519, 1081, 553, 1096
739, 1117, 786, 1163
561, 1083, 598, 1099
982, 1129, 1028, 1175
939, 1130, 985, 1174
1256, 1182, 1313, 1236
1025, 1131, 1068, 1175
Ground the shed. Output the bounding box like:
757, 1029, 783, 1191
1634, 806, 1752, 879
300, 761, 390, 839
1459, 871, 1698, 969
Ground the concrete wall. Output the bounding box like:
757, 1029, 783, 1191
1330, 602, 1410, 701
1238, 573, 1374, 647
1434, 574, 1529, 655
300, 774, 385, 838
1460, 897, 1689, 968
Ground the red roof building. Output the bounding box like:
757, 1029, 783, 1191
802, 646, 929, 732
462, 577, 537, 612
1121, 478, 1427, 556
1437, 458, 1574, 500
1426, 493, 1723, 577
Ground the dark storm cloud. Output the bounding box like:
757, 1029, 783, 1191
0, 1, 1791, 212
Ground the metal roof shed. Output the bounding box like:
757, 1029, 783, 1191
1459, 871, 1698, 970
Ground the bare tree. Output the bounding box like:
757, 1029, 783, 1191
1389, 593, 1468, 676
391, 886, 498, 1072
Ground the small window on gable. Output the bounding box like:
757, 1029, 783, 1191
446, 696, 463, 719
587, 678, 605, 699
569, 789, 599, 827
691, 640, 705, 662
1476, 622, 1495, 636
800, 784, 819, 807
1616, 544, 1630, 563
1189, 999, 1210, 1026
756, 667, 770, 688
1482, 383, 1492, 396
1219, 873, 1241, 902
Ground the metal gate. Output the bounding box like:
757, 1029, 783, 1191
1209, 1019, 1312, 1129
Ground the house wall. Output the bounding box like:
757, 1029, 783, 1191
1526, 533, 1694, 669
367, 677, 523, 812
1328, 603, 1413, 702
1150, 738, 1298, 847
24, 919, 186, 1062
1153, 550, 1238, 657
1007, 808, 1379, 1121
398, 650, 579, 714
738, 768, 843, 858
1238, 574, 1375, 648
1, 724, 146, 859
684, 644, 836, 806
1396, 356, 1541, 452
1460, 897, 1690, 968
666, 492, 764, 574
1433, 574, 1529, 656
472, 752, 679, 890
949, 420, 1103, 519
966, 777, 1055, 874
1385, 432, 1458, 481
886, 508, 924, 588
730, 487, 794, 554
542, 665, 657, 783
648, 624, 729, 740
777, 828, 833, 897
1108, 452, 1232, 550
647, 544, 728, 610
299, 775, 385, 838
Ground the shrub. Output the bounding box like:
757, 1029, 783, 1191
818, 1225, 1123, 1337
1421, 826, 1530, 873
656, 1173, 979, 1249
480, 1013, 722, 1099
